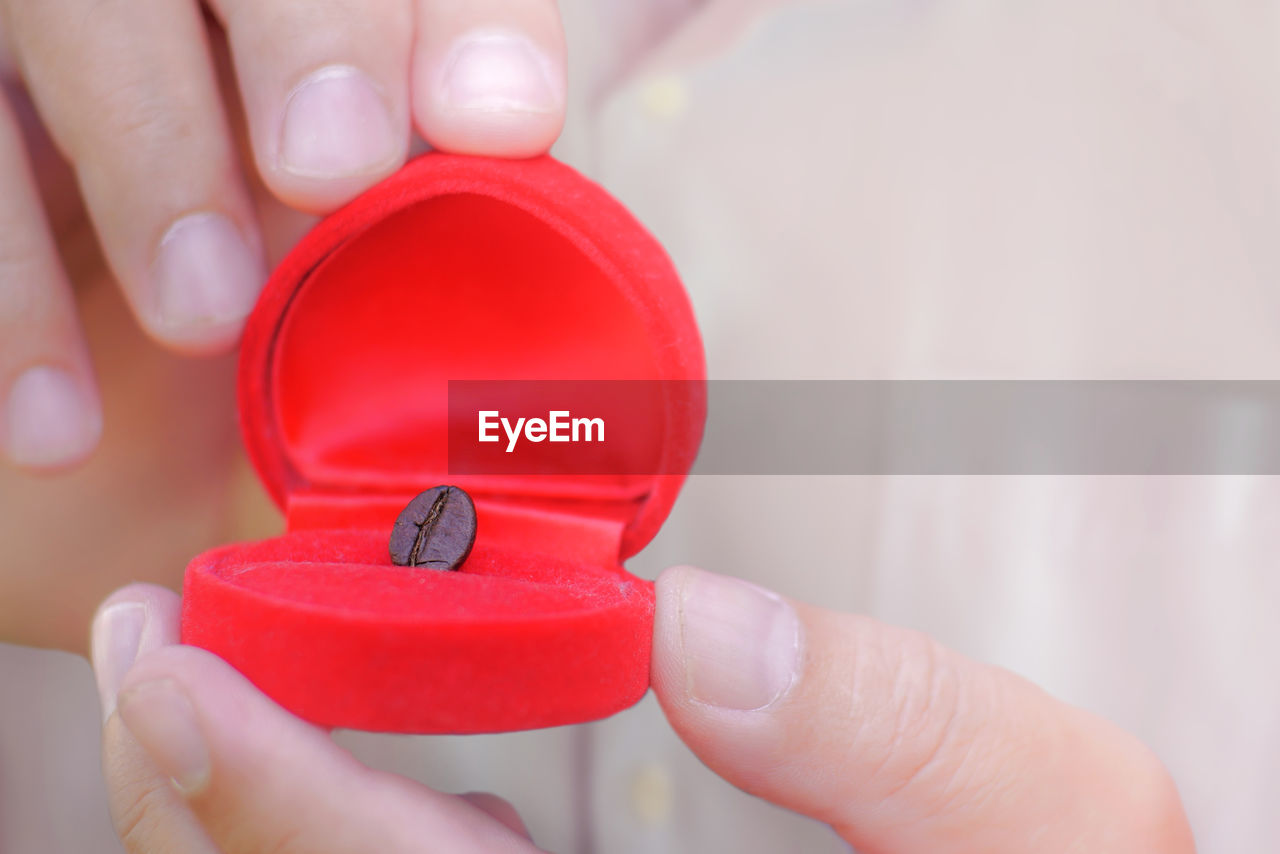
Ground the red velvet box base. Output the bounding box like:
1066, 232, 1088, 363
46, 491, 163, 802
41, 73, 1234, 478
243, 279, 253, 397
179, 153, 705, 734
182, 522, 654, 733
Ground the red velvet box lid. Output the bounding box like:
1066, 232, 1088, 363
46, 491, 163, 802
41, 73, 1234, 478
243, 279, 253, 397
180, 153, 706, 734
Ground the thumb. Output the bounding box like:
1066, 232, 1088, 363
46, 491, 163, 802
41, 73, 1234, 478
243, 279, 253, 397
92, 585, 539, 854
650, 566, 1196, 854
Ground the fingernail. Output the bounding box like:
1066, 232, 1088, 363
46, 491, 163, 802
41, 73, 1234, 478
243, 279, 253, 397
117, 679, 211, 796
679, 570, 802, 711
152, 213, 264, 339
91, 601, 146, 722
3, 365, 101, 468
280, 65, 400, 178
439, 31, 561, 113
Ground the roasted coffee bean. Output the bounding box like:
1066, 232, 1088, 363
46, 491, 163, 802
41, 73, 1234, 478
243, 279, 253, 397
389, 485, 477, 570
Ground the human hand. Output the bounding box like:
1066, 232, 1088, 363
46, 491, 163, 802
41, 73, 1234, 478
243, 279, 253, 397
0, 0, 566, 470
92, 566, 1193, 854
92, 584, 547, 853
650, 566, 1197, 853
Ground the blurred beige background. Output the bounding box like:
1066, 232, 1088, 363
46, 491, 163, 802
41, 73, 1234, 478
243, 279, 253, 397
5, 1, 1280, 851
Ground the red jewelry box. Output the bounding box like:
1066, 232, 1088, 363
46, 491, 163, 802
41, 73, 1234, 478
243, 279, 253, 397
180, 153, 706, 734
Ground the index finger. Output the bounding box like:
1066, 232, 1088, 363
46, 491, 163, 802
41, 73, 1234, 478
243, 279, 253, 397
0, 90, 101, 470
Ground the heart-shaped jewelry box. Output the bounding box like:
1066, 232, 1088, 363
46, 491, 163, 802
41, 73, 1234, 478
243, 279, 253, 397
180, 153, 706, 733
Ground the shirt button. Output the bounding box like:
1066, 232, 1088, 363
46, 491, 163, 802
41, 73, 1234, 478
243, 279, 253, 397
627, 761, 674, 826
639, 75, 690, 121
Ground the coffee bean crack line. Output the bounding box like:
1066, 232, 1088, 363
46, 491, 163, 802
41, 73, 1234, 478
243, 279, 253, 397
408, 490, 450, 567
